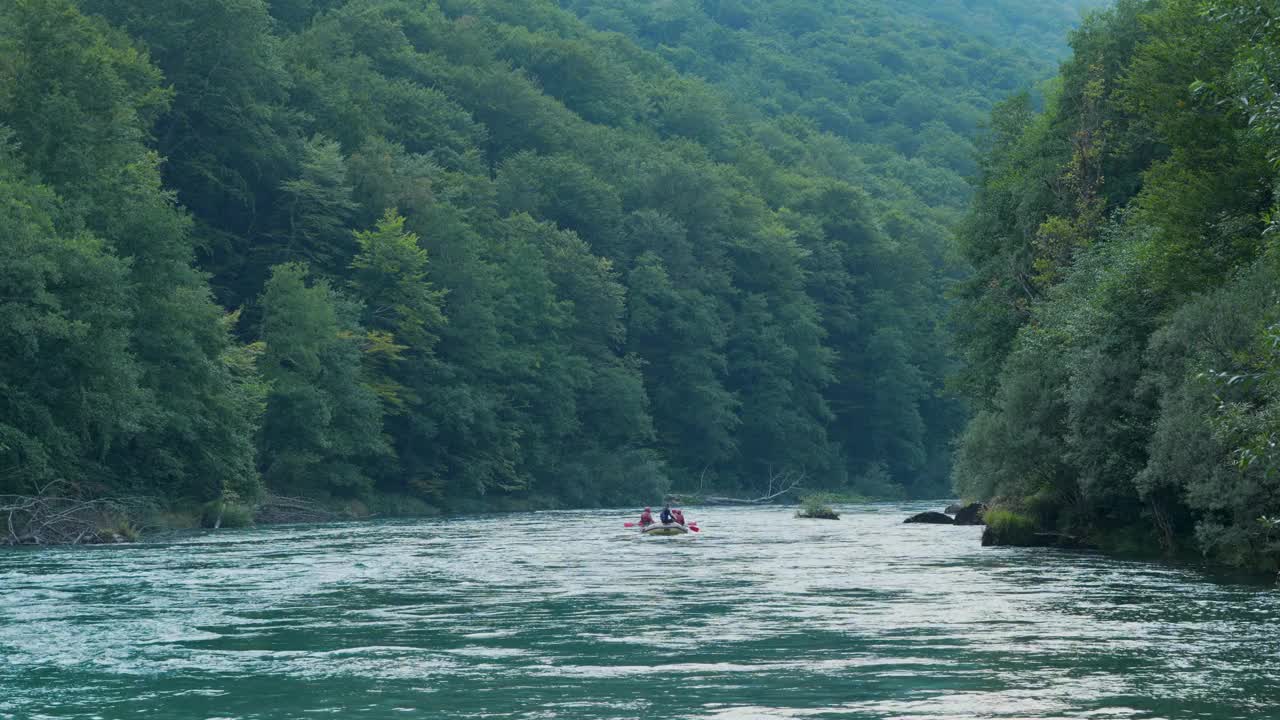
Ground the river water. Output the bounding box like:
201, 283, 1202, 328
2, 503, 1278, 719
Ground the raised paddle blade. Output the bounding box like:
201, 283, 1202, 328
688, 524, 700, 532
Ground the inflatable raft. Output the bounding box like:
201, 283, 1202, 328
641, 522, 689, 536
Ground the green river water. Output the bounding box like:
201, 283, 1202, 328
2, 503, 1278, 719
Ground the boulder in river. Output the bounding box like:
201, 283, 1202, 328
953, 503, 987, 526
944, 503, 963, 515
904, 511, 954, 524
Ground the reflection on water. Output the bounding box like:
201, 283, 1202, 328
1, 503, 1277, 719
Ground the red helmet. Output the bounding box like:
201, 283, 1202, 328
644, 507, 651, 511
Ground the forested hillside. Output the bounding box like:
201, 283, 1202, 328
952, 0, 1280, 569
0, 0, 1091, 525
561, 0, 1104, 259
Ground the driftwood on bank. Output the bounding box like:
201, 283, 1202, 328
253, 494, 339, 525
1, 483, 151, 546
672, 468, 806, 506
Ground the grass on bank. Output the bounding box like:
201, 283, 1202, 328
983, 508, 1037, 545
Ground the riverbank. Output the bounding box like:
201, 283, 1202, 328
905, 499, 1280, 576
2, 485, 808, 546
9, 489, 1272, 580
4, 477, 901, 546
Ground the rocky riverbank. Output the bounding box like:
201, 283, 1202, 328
904, 502, 1098, 552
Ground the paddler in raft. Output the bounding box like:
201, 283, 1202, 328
630, 506, 696, 532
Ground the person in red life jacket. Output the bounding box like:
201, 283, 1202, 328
671, 508, 686, 526
638, 507, 654, 527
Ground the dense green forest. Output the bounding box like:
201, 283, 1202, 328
952, 0, 1280, 569
0, 0, 1096, 525
560, 0, 1105, 268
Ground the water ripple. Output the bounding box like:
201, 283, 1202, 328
1, 503, 1278, 719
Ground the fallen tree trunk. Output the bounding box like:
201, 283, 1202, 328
698, 495, 789, 505
253, 494, 339, 525
669, 468, 806, 506
1, 483, 152, 546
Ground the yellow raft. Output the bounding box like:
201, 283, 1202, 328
641, 523, 689, 536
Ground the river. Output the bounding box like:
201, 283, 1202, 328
1, 503, 1278, 719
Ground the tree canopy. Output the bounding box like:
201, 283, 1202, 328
0, 0, 1097, 519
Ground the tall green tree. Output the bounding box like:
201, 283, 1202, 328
0, 146, 139, 494
258, 262, 389, 498
1, 0, 261, 504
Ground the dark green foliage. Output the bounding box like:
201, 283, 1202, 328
0, 0, 261, 506
552, 0, 1110, 494
952, 0, 1280, 569
0, 0, 1097, 522
0, 145, 138, 493
258, 262, 390, 498
79, 0, 297, 306
13, 0, 1276, 567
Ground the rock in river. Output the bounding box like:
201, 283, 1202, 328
953, 503, 987, 526
904, 511, 954, 524
944, 503, 963, 515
